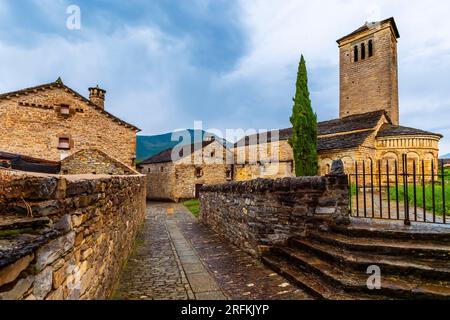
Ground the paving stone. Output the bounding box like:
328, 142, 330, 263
113, 202, 311, 300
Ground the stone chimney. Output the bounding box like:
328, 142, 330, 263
88, 85, 106, 109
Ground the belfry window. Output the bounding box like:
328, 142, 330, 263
368, 40, 374, 57
354, 46, 359, 62
361, 43, 366, 60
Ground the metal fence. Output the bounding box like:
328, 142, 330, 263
348, 155, 449, 225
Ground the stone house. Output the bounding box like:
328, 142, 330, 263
234, 17, 442, 179
139, 139, 233, 202
0, 78, 140, 168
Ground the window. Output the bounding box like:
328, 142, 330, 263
368, 40, 373, 57
354, 46, 359, 62
195, 167, 203, 178
226, 169, 232, 181
210, 151, 215, 158
361, 43, 366, 60
60, 104, 70, 115
160, 166, 164, 173
58, 137, 70, 150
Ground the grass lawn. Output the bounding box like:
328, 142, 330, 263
183, 199, 200, 218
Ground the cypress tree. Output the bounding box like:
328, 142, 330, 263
288, 55, 318, 176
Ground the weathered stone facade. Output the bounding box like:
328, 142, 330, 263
0, 79, 139, 168
141, 140, 233, 202
234, 140, 295, 181
61, 149, 138, 175
338, 18, 400, 125
0, 168, 146, 300
200, 169, 349, 258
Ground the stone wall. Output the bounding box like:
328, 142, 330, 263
0, 168, 146, 300
61, 149, 138, 175
0, 84, 138, 167
199, 167, 349, 257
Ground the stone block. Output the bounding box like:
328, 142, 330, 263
0, 254, 34, 287
33, 267, 53, 300
0, 275, 34, 300
36, 232, 75, 271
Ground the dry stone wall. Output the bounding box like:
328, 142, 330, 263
61, 149, 137, 175
200, 170, 349, 257
0, 168, 146, 300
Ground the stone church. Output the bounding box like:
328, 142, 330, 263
0, 78, 140, 168
234, 17, 442, 180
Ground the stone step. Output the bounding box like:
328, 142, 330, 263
261, 254, 388, 300
331, 218, 450, 242
289, 238, 450, 281
270, 246, 450, 300
308, 230, 450, 260
0, 215, 51, 232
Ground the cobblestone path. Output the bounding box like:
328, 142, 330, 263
113, 202, 311, 300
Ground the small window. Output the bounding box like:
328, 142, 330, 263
368, 40, 373, 57
195, 167, 203, 178
160, 166, 164, 173
60, 104, 70, 115
226, 170, 232, 180
354, 46, 359, 62
361, 43, 366, 60
210, 151, 215, 158
58, 137, 70, 150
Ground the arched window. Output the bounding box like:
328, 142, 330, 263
361, 43, 366, 60
368, 40, 373, 57
354, 46, 359, 62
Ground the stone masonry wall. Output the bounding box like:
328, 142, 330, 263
0, 168, 146, 300
200, 170, 349, 257
61, 149, 138, 176
0, 86, 137, 167
339, 23, 399, 124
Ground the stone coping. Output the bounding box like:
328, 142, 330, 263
201, 175, 346, 194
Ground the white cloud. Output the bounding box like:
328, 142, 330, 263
0, 23, 193, 134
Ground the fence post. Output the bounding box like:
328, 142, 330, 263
403, 154, 411, 226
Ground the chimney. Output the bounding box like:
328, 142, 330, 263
88, 85, 106, 109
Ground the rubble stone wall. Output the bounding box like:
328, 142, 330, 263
199, 173, 349, 257
0, 169, 146, 300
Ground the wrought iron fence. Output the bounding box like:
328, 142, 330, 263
348, 155, 449, 225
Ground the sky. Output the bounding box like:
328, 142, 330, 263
0, 0, 450, 154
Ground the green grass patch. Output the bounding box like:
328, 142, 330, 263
183, 199, 200, 218
388, 183, 450, 216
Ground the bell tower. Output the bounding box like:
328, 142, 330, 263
338, 18, 400, 125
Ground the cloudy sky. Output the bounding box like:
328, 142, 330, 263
1, 0, 449, 154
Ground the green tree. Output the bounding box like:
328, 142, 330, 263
289, 55, 318, 176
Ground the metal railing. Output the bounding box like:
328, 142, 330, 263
348, 155, 449, 225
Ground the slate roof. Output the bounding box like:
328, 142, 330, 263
0, 78, 140, 132
337, 17, 400, 43
317, 131, 374, 151
0, 151, 60, 165
140, 140, 216, 165
234, 111, 386, 149
377, 124, 443, 138
233, 109, 443, 152
318, 110, 386, 135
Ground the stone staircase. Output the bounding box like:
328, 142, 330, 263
262, 219, 450, 300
